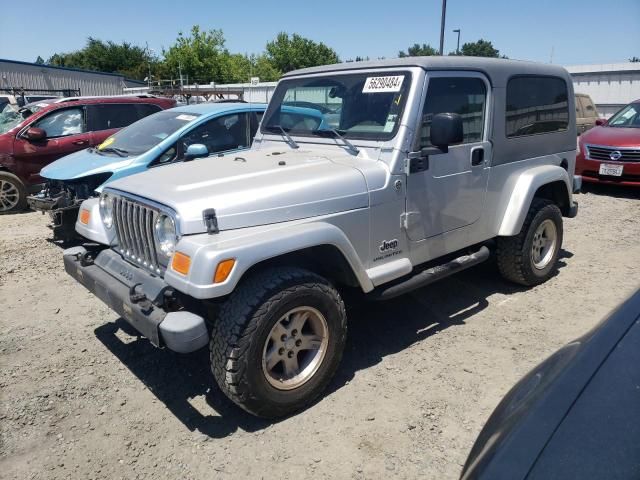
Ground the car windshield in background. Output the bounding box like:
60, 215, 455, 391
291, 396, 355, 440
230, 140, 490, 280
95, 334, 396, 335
261, 71, 411, 141
607, 103, 640, 128
96, 110, 202, 156
0, 103, 32, 134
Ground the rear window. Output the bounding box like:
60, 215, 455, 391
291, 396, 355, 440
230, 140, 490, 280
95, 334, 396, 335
87, 103, 161, 131
506, 76, 569, 137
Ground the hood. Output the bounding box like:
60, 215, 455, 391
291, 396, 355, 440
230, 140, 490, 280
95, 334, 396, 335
581, 125, 640, 148
41, 148, 137, 180
107, 148, 370, 234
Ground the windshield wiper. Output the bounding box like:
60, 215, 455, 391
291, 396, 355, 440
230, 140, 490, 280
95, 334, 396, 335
315, 128, 359, 155
264, 125, 299, 149
98, 147, 129, 157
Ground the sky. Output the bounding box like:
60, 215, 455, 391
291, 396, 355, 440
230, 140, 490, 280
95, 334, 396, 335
1, 0, 638, 67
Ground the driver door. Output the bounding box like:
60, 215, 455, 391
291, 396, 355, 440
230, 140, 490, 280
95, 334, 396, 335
12, 106, 90, 185
406, 72, 491, 241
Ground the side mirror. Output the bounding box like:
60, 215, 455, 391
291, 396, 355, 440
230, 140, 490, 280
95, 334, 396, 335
595, 118, 607, 126
24, 127, 46, 141
184, 143, 209, 161
430, 113, 464, 149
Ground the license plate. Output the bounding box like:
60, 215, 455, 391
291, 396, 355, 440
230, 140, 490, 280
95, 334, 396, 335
599, 163, 623, 177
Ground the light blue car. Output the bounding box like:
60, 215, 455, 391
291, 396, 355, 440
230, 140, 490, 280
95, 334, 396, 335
28, 102, 268, 241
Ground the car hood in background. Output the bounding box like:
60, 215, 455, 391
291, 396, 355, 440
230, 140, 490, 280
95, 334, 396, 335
582, 126, 640, 148
41, 148, 138, 181
107, 148, 371, 234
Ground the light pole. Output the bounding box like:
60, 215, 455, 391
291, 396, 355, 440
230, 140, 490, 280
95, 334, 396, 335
439, 0, 447, 55
453, 29, 461, 55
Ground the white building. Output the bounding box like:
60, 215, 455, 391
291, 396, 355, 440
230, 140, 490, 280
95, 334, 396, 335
565, 62, 640, 118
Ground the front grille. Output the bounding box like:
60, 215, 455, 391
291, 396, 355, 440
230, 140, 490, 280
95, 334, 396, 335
586, 145, 640, 162
112, 196, 162, 274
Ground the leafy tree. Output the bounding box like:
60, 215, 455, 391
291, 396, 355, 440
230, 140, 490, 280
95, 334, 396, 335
455, 39, 503, 58
265, 33, 339, 73
47, 37, 154, 79
34, 56, 45, 65
398, 44, 438, 57
630, 56, 640, 62
161, 26, 232, 84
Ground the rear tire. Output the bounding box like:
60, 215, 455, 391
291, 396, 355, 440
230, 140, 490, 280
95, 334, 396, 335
496, 198, 563, 286
210, 266, 347, 418
0, 172, 27, 213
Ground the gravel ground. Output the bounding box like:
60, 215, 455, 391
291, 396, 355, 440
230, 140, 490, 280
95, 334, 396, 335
1, 184, 639, 480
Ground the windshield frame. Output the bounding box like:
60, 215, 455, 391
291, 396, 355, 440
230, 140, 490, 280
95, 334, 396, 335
261, 69, 413, 142
606, 102, 640, 129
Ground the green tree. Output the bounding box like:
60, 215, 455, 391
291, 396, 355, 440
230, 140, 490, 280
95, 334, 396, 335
630, 56, 640, 62
34, 56, 45, 65
455, 39, 503, 58
47, 37, 154, 79
161, 26, 232, 84
398, 43, 438, 57
265, 33, 339, 73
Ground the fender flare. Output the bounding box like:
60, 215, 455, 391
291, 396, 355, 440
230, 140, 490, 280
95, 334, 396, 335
164, 221, 374, 299
498, 165, 571, 236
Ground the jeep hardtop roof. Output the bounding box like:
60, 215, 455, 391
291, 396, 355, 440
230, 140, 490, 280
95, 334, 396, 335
283, 56, 572, 87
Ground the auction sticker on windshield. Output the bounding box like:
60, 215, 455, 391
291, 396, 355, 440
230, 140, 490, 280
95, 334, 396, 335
175, 114, 198, 121
363, 76, 404, 93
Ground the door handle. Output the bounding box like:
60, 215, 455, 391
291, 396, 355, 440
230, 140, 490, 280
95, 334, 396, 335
471, 147, 484, 166
72, 139, 88, 146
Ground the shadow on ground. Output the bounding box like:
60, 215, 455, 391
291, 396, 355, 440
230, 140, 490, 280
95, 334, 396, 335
94, 251, 572, 438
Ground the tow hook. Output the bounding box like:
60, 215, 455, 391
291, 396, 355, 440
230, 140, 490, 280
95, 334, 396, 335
129, 283, 152, 310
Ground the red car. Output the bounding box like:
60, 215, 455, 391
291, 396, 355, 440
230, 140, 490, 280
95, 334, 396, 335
0, 95, 176, 212
576, 100, 640, 187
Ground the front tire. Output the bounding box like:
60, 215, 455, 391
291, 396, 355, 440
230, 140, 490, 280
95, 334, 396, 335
496, 198, 563, 286
210, 267, 347, 418
0, 172, 27, 213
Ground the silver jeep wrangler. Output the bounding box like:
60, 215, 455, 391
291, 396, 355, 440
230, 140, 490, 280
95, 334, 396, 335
64, 57, 580, 418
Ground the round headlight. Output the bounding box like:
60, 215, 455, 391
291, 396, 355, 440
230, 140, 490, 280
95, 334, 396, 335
99, 193, 114, 229
154, 214, 177, 257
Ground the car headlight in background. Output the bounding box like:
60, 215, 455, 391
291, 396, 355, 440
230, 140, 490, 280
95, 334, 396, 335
155, 214, 177, 258
99, 193, 114, 229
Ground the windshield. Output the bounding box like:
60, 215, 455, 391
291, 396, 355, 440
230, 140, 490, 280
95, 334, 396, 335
0, 103, 30, 134
95, 110, 201, 156
261, 71, 411, 141
607, 103, 640, 128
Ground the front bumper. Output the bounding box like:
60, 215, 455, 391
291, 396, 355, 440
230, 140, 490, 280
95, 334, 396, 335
28, 192, 83, 241
576, 155, 640, 187
63, 247, 208, 353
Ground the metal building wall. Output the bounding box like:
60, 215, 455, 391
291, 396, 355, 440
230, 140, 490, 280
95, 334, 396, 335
566, 63, 640, 118
0, 60, 143, 96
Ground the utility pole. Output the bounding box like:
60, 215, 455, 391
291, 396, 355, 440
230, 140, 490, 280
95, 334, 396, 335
453, 29, 461, 55
439, 0, 447, 55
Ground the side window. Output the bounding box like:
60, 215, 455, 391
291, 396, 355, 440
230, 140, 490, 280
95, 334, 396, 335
135, 103, 162, 119
180, 113, 250, 157
418, 77, 487, 148
87, 104, 140, 131
33, 107, 84, 138
152, 145, 177, 166
506, 76, 569, 137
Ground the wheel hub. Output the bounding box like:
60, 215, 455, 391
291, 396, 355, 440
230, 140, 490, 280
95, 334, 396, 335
0, 179, 20, 212
262, 306, 329, 391
531, 219, 558, 270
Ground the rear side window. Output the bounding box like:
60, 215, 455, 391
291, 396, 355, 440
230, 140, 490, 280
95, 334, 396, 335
87, 103, 148, 131
506, 76, 569, 137
135, 103, 162, 118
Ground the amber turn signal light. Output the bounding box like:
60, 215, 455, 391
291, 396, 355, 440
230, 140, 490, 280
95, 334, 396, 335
171, 252, 191, 275
79, 209, 90, 225
214, 259, 235, 284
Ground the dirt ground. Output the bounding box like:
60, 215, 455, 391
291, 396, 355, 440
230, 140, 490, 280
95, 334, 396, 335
1, 184, 639, 480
